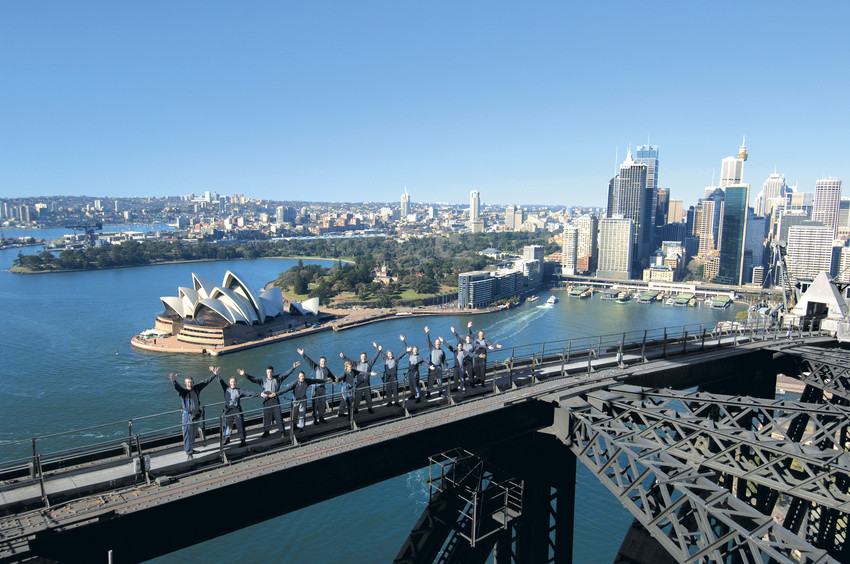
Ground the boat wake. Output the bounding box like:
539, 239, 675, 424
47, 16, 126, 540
499, 305, 549, 341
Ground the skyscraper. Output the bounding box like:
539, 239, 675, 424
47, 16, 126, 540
576, 214, 598, 271
561, 225, 578, 275
695, 198, 717, 255
469, 190, 483, 232
667, 200, 684, 223
634, 144, 659, 192
714, 184, 750, 286
758, 173, 788, 217
606, 152, 650, 272
719, 139, 747, 188
597, 217, 634, 280
812, 178, 842, 238
634, 144, 661, 246
655, 188, 669, 227
505, 205, 517, 230
401, 188, 411, 219
786, 223, 835, 282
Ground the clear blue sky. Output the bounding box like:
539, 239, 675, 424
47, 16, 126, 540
2, 1, 848, 208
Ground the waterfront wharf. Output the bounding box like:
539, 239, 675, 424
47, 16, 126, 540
0, 320, 845, 563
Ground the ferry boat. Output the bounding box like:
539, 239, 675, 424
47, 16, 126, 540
616, 290, 631, 303
546, 295, 559, 304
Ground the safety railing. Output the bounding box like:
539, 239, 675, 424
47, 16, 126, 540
0, 318, 830, 504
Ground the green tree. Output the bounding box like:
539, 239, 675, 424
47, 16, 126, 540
292, 271, 307, 294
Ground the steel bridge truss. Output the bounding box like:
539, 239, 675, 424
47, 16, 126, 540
394, 449, 524, 564
561, 383, 850, 563
780, 346, 850, 404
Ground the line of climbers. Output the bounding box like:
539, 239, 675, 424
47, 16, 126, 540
168, 321, 503, 459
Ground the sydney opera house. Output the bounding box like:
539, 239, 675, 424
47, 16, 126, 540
152, 270, 321, 348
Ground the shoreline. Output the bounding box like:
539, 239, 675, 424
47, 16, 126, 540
130, 304, 495, 357
8, 255, 352, 275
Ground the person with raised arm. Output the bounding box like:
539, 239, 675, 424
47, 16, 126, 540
336, 360, 356, 418
374, 340, 407, 406
400, 334, 426, 403
297, 348, 335, 425
280, 371, 333, 433
217, 371, 261, 446
240, 362, 299, 437
424, 326, 448, 398
340, 347, 381, 414
467, 321, 502, 387
169, 367, 218, 459
443, 338, 475, 392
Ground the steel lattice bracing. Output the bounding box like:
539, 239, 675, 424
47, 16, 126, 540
779, 346, 850, 403
562, 395, 839, 563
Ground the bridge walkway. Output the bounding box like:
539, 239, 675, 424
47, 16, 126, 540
0, 322, 837, 561
0, 326, 831, 518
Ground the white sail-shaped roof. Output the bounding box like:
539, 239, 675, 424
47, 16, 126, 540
160, 296, 186, 317
177, 287, 201, 314
160, 271, 307, 327
210, 286, 259, 325
223, 270, 266, 321
260, 288, 285, 316
192, 273, 217, 300
291, 297, 320, 316
192, 298, 238, 325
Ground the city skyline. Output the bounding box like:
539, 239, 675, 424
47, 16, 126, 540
2, 2, 848, 206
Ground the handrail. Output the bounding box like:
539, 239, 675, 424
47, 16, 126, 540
0, 319, 829, 473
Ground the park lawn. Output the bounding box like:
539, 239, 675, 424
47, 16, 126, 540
397, 289, 455, 300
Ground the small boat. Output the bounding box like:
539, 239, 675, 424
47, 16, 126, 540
546, 295, 559, 304
527, 295, 539, 303
616, 290, 631, 303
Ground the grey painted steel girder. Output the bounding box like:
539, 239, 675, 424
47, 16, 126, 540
782, 346, 850, 402
585, 389, 850, 514
634, 388, 850, 454
563, 398, 838, 564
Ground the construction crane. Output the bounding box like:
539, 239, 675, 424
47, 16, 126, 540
64, 221, 103, 248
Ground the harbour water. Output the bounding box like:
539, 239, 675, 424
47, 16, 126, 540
0, 231, 745, 562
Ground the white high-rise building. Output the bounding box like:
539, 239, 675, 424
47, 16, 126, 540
561, 224, 578, 275
401, 188, 411, 219
786, 224, 834, 282
597, 217, 634, 280
757, 173, 787, 217
812, 178, 842, 238
719, 139, 747, 188
576, 214, 598, 266
470, 190, 480, 221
